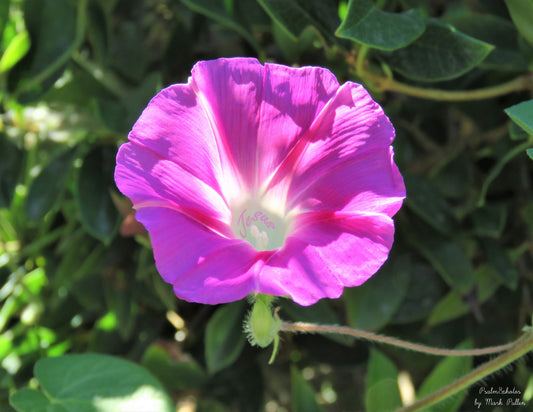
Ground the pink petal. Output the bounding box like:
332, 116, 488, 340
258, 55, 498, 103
266, 82, 398, 204
256, 63, 339, 183
127, 83, 224, 193
115, 143, 231, 236
289, 146, 405, 216
259, 212, 395, 306
135, 207, 264, 304
190, 59, 341, 193
191, 58, 264, 191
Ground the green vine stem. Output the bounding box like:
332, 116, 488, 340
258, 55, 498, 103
280, 322, 514, 356
397, 331, 533, 411
364, 71, 533, 101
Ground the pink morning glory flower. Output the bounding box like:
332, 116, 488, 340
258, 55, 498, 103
114, 58, 405, 306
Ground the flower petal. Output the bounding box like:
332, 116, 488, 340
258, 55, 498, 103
127, 83, 224, 193
265, 82, 399, 212
115, 142, 231, 235
191, 58, 264, 192
135, 207, 263, 304
257, 63, 339, 184
289, 146, 405, 216
259, 212, 395, 305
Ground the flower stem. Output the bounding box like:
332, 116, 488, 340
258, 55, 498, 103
280, 322, 514, 356
356, 46, 370, 78
366, 72, 533, 101
397, 332, 533, 411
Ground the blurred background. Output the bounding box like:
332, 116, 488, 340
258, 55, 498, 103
1, 0, 533, 411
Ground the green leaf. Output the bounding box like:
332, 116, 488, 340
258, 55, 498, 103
104, 271, 137, 340
180, 0, 261, 51
11, 354, 174, 412
108, 22, 147, 83
416, 341, 473, 411
0, 31, 31, 73
527, 148, 533, 160
384, 19, 493, 81
96, 72, 160, 133
345, 254, 411, 332
24, 148, 76, 221
407, 229, 475, 293
336, 0, 425, 50
392, 262, 445, 324
291, 367, 324, 412
76, 148, 119, 242
366, 349, 398, 388
205, 300, 246, 374
481, 239, 518, 290
17, 0, 78, 98
366, 380, 403, 412
258, 0, 339, 43
0, 135, 23, 208
404, 174, 458, 235
471, 203, 508, 238
509, 121, 530, 141
141, 344, 207, 392
427, 265, 502, 326
9, 388, 52, 412
505, 99, 533, 136
445, 13, 527, 71
505, 0, 533, 47
365, 350, 402, 412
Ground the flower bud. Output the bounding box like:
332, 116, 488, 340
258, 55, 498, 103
245, 294, 280, 348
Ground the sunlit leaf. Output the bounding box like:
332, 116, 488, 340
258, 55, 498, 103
9, 354, 175, 412
505, 99, 533, 136
0, 31, 31, 73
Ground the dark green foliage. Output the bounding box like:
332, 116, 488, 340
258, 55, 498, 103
1, 0, 533, 411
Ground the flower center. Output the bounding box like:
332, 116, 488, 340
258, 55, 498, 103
231, 200, 288, 251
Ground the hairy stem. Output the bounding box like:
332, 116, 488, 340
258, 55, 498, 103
397, 332, 533, 411
280, 322, 514, 356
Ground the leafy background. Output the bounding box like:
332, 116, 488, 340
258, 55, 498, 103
1, 0, 533, 411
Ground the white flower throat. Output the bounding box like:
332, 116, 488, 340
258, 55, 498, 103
231, 199, 288, 251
